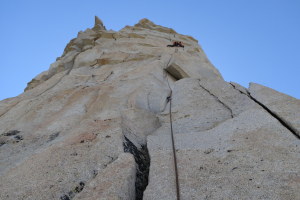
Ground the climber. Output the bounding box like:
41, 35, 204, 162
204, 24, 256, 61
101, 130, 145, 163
167, 41, 184, 48
177, 41, 184, 48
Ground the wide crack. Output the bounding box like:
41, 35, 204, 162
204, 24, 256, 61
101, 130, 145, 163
123, 136, 150, 200
248, 93, 300, 139
230, 83, 300, 139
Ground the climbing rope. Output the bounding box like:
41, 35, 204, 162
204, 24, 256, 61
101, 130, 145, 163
164, 52, 181, 200
168, 92, 180, 200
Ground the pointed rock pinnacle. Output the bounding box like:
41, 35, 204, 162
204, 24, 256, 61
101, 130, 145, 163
93, 16, 106, 31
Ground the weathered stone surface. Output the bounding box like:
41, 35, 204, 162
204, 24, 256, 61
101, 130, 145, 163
143, 149, 176, 200
74, 153, 136, 200
159, 78, 232, 135
198, 78, 260, 117
145, 108, 300, 199
135, 18, 177, 34
121, 108, 160, 148
0, 117, 124, 199
1, 17, 299, 200
249, 83, 300, 137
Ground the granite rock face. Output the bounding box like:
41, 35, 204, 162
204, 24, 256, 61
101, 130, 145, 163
249, 83, 300, 137
0, 17, 299, 200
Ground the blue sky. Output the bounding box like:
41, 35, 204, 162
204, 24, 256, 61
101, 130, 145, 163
0, 0, 299, 100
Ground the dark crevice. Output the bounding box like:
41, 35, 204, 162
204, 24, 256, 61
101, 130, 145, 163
123, 136, 150, 200
0, 130, 23, 146
230, 83, 300, 139
60, 181, 85, 200
165, 64, 189, 81
229, 83, 248, 95
3, 130, 20, 136
164, 53, 181, 81
199, 81, 234, 118
165, 70, 179, 81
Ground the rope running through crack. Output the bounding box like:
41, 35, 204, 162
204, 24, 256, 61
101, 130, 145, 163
164, 51, 181, 200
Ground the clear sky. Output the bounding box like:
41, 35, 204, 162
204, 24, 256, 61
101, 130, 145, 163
1, 0, 299, 100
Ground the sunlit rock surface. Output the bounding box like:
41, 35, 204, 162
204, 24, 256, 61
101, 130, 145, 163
0, 17, 299, 200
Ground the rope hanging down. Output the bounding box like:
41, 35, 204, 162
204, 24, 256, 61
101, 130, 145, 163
164, 53, 180, 200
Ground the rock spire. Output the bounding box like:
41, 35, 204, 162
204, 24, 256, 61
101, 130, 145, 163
92, 16, 106, 31
0, 18, 299, 200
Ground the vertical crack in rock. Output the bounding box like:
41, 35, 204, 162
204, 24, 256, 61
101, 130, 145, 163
199, 81, 234, 118
230, 83, 300, 139
121, 108, 160, 199
123, 136, 150, 200
163, 64, 180, 200
167, 92, 181, 200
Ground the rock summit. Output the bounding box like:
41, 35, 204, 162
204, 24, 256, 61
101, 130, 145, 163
0, 17, 299, 200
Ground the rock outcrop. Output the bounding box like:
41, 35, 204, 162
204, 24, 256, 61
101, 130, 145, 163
0, 17, 299, 200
